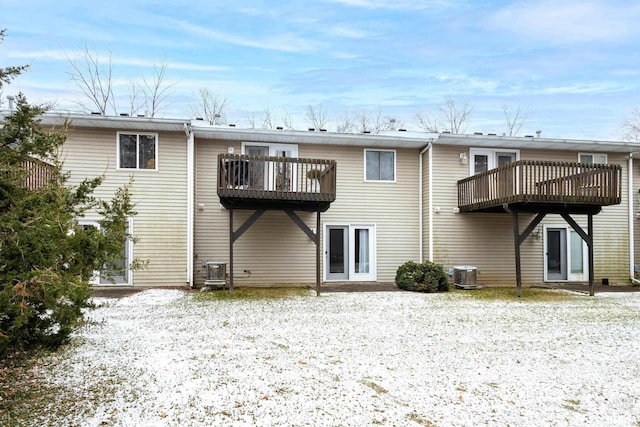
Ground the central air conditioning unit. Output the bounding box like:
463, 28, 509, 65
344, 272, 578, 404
204, 261, 227, 289
453, 265, 481, 289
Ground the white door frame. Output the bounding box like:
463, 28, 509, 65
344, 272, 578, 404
543, 225, 589, 282
323, 223, 377, 282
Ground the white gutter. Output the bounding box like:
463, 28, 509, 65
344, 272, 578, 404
419, 141, 434, 263
186, 125, 195, 287
629, 154, 640, 285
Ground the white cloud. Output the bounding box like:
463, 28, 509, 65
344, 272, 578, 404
7, 49, 230, 72
487, 0, 640, 44
326, 0, 448, 11
172, 19, 320, 53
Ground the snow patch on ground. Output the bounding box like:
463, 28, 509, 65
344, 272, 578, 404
38, 289, 640, 426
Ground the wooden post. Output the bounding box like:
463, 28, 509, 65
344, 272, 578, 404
229, 207, 234, 293
588, 213, 595, 296
513, 211, 522, 298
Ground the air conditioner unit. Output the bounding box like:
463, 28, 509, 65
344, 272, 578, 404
204, 261, 226, 288
453, 266, 481, 289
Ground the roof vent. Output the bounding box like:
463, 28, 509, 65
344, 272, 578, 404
120, 113, 129, 117
474, 132, 483, 135
137, 114, 145, 118
91, 112, 101, 115
229, 124, 236, 127
525, 135, 534, 138
398, 128, 407, 132
308, 128, 315, 131
195, 117, 204, 121
536, 130, 542, 138
488, 133, 496, 136
276, 126, 283, 130
441, 131, 450, 134
320, 128, 327, 132
363, 130, 371, 134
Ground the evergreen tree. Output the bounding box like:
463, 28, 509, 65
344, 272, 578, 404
0, 30, 139, 354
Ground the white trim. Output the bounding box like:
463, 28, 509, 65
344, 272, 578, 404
468, 147, 520, 175
419, 143, 432, 263
428, 144, 433, 261
241, 141, 298, 157
186, 129, 194, 287
116, 131, 159, 171
578, 152, 608, 164
364, 148, 396, 183
543, 225, 588, 282
323, 222, 377, 282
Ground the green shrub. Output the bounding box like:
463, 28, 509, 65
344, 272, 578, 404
395, 261, 449, 293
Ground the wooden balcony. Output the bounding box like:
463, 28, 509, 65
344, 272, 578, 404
217, 154, 337, 212
458, 160, 622, 214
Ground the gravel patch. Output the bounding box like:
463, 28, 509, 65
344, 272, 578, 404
35, 289, 640, 426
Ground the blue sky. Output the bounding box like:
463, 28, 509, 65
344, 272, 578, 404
1, 0, 640, 139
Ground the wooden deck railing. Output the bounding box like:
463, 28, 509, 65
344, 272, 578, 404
21, 158, 55, 190
217, 154, 337, 203
458, 160, 622, 212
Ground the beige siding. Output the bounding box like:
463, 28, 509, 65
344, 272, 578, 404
194, 139, 420, 285
429, 145, 630, 286
60, 128, 188, 287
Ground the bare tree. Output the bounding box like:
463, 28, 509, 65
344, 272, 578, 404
141, 63, 176, 117
352, 108, 397, 134
416, 97, 474, 133
67, 45, 116, 115
503, 104, 528, 136
127, 80, 143, 117
335, 112, 355, 133
623, 108, 640, 142
305, 104, 328, 130
261, 107, 276, 129
190, 88, 227, 124
281, 110, 296, 130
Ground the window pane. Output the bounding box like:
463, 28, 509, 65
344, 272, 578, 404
119, 134, 137, 168
366, 150, 394, 181
379, 151, 395, 180
366, 151, 379, 180
570, 231, 583, 274
594, 154, 607, 164
355, 228, 370, 273
139, 135, 156, 169
329, 228, 345, 274
580, 154, 593, 164
474, 155, 488, 174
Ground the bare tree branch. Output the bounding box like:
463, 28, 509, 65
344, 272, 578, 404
305, 104, 328, 130
141, 63, 177, 118
67, 45, 116, 115
623, 108, 640, 142
262, 107, 276, 129
128, 80, 143, 117
335, 112, 355, 133
416, 97, 474, 133
281, 110, 296, 130
189, 88, 227, 124
503, 104, 528, 136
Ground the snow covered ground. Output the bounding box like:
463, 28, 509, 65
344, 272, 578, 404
38, 289, 640, 426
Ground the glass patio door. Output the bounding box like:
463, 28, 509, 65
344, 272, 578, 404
325, 225, 376, 281
545, 227, 588, 281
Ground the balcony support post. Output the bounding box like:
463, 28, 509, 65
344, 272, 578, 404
513, 211, 547, 298
284, 209, 322, 295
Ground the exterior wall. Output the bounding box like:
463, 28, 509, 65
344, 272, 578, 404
60, 127, 189, 287
428, 144, 630, 286
194, 137, 420, 286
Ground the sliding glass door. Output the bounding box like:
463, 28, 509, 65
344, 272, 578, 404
325, 224, 375, 281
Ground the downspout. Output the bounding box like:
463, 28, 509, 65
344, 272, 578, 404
628, 154, 640, 285
186, 125, 195, 287
419, 140, 434, 263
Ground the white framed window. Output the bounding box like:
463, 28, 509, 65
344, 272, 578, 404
117, 132, 158, 170
76, 218, 134, 285
469, 148, 519, 175
365, 149, 396, 182
578, 153, 607, 164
